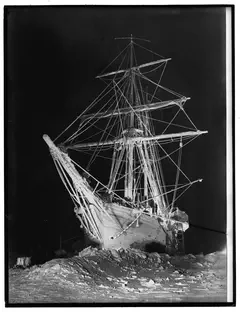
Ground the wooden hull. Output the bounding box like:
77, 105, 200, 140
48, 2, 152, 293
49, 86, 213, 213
86, 202, 167, 251
43, 135, 188, 254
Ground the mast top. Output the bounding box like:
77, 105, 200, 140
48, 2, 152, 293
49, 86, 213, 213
115, 35, 151, 43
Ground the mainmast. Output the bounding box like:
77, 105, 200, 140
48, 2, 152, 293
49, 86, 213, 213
109, 34, 166, 210
125, 34, 134, 201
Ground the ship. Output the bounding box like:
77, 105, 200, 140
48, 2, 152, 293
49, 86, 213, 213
43, 35, 207, 254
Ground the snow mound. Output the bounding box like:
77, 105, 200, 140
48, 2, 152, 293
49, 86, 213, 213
26, 247, 225, 282
79, 247, 165, 263
9, 248, 227, 303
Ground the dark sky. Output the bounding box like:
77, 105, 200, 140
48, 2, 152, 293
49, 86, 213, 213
6, 6, 227, 255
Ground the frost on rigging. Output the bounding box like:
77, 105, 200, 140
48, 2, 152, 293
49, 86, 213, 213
43, 37, 207, 253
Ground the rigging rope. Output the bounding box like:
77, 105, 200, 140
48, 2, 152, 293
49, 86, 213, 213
171, 138, 183, 208
70, 75, 130, 146
62, 74, 128, 144
150, 61, 168, 103
161, 106, 182, 134
133, 41, 166, 59
140, 179, 200, 205
65, 92, 119, 143
137, 71, 184, 98
114, 85, 191, 184
98, 42, 131, 77
181, 106, 198, 130
144, 114, 196, 131
54, 82, 113, 143
87, 102, 120, 169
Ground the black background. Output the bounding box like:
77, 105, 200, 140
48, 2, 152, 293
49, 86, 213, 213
6, 6, 227, 258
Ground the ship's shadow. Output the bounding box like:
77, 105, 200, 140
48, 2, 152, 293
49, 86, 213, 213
131, 241, 166, 253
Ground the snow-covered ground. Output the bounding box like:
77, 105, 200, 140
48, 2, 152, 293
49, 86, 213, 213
8, 247, 227, 303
